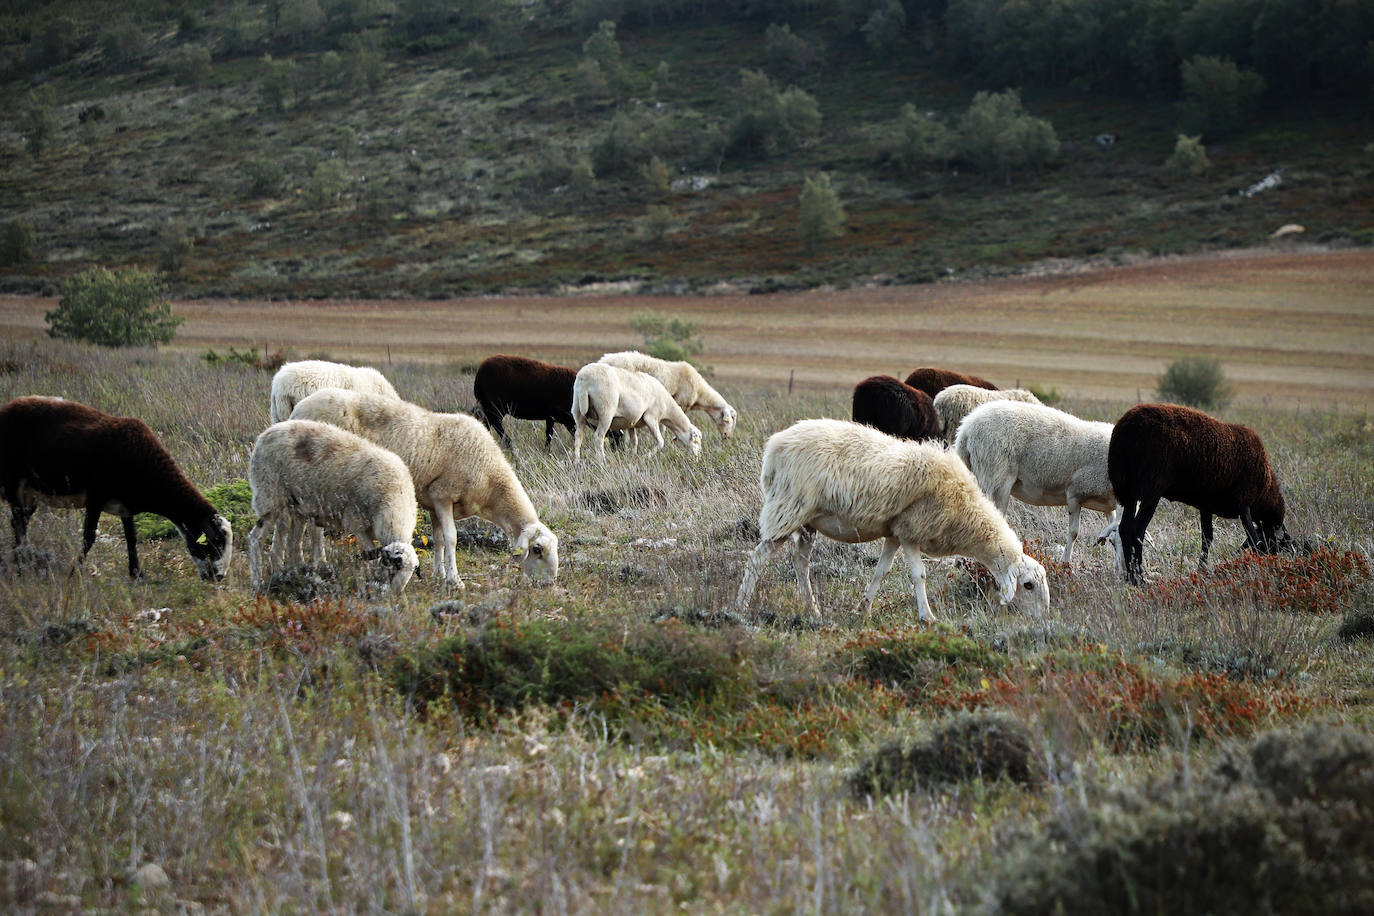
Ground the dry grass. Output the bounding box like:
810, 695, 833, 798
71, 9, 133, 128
0, 285, 1370, 911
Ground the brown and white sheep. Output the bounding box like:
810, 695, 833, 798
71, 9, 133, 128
904, 366, 999, 399
851, 375, 941, 442
1108, 403, 1292, 585
0, 396, 232, 581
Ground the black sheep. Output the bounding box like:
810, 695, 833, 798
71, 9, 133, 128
852, 375, 941, 441
0, 396, 232, 580
1108, 403, 1292, 585
473, 355, 578, 448
904, 366, 1000, 399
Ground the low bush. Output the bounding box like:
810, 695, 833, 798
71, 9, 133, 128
990, 726, 1374, 915
849, 710, 1042, 796
1156, 355, 1230, 409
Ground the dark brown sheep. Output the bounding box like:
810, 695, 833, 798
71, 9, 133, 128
1108, 403, 1292, 585
852, 375, 941, 442
0, 396, 232, 580
904, 367, 1000, 398
473, 355, 578, 448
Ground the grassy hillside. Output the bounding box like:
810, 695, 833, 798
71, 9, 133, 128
0, 337, 1371, 910
1, 1, 1371, 299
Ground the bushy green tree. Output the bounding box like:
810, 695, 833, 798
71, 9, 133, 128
46, 267, 183, 348
728, 69, 820, 159
955, 89, 1058, 183
631, 312, 704, 362
99, 22, 147, 69
260, 55, 297, 113
1156, 356, 1231, 410
307, 160, 349, 209
859, 0, 907, 58
1167, 133, 1210, 177
885, 103, 954, 174
583, 20, 625, 98
22, 88, 58, 160
1, 218, 36, 266
1178, 55, 1266, 138
590, 112, 644, 177
764, 23, 819, 75
798, 172, 846, 252
167, 44, 213, 87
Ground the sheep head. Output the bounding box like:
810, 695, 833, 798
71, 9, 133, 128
379, 541, 419, 592
711, 406, 738, 439
513, 523, 559, 581
182, 514, 233, 582
675, 424, 703, 459
999, 556, 1049, 618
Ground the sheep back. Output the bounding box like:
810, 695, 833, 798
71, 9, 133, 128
904, 366, 999, 399
955, 400, 1114, 509
473, 355, 577, 440
250, 419, 417, 544
1108, 403, 1285, 526
934, 384, 1041, 442
269, 359, 400, 423
851, 375, 941, 441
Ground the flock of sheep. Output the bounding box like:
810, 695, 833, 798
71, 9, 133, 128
0, 351, 1293, 623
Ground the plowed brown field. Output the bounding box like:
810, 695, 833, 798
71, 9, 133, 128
3, 247, 1371, 408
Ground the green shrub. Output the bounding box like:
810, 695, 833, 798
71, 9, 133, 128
990, 726, 1374, 915
849, 711, 1042, 796
167, 44, 213, 87
1156, 356, 1231, 409
306, 160, 348, 209
46, 266, 182, 348
260, 55, 296, 113
859, 0, 906, 58
392, 617, 744, 725
1178, 55, 1266, 138
590, 112, 644, 177
1167, 133, 1211, 177
242, 156, 286, 196
630, 312, 704, 362
22, 88, 58, 160
956, 89, 1059, 183
1024, 382, 1061, 405
798, 172, 846, 251
157, 219, 194, 274
1, 217, 36, 266
764, 22, 819, 75
639, 205, 676, 243
99, 22, 146, 69
727, 69, 820, 159
883, 103, 954, 175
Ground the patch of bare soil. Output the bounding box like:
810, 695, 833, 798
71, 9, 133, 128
2, 247, 1370, 408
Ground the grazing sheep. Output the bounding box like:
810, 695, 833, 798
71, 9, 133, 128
290, 388, 558, 585
248, 419, 419, 593
955, 400, 1117, 564
0, 396, 232, 581
1108, 403, 1293, 585
851, 375, 941, 441
473, 354, 578, 448
904, 366, 999, 399
933, 384, 1042, 443
735, 418, 1049, 622
598, 350, 737, 438
269, 359, 400, 423
572, 363, 703, 461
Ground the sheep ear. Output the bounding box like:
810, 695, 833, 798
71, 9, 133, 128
998, 565, 1019, 605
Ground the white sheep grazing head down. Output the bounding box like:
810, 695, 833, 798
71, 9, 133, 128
711, 406, 737, 439
380, 541, 420, 592
673, 423, 703, 458
999, 556, 1049, 617
513, 523, 559, 581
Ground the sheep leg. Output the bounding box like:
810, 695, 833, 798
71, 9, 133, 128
858, 537, 901, 617
1063, 497, 1082, 564
735, 537, 788, 614
899, 543, 936, 623
643, 420, 666, 452
1124, 496, 1161, 585
573, 414, 587, 460
430, 503, 462, 585
792, 528, 821, 618
119, 515, 141, 579
10, 504, 33, 553
543, 419, 555, 448
593, 415, 615, 461
248, 519, 267, 591
1198, 511, 1214, 569
78, 503, 104, 573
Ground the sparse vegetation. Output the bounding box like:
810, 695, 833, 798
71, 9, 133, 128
1156, 356, 1232, 410
0, 334, 1369, 911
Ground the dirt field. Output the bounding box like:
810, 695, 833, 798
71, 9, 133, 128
2, 246, 1371, 409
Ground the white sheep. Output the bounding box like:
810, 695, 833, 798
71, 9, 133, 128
289, 388, 558, 586
572, 363, 703, 461
269, 359, 401, 423
247, 419, 419, 593
954, 400, 1118, 564
735, 418, 1049, 622
598, 350, 737, 438
932, 383, 1041, 443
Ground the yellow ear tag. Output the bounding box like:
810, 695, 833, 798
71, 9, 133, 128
511, 547, 525, 558
196, 534, 208, 545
